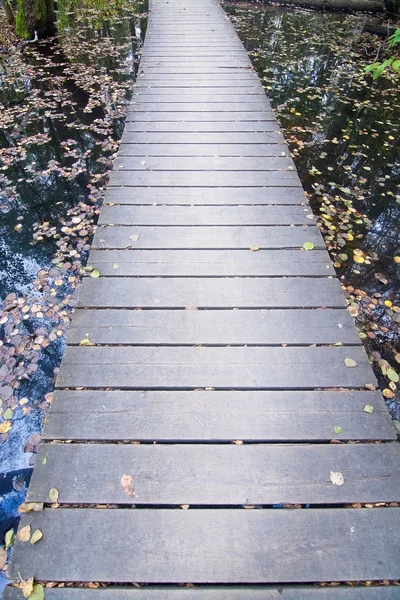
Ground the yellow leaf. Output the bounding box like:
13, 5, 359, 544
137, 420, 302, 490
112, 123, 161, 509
250, 245, 260, 251
0, 421, 11, 433
383, 388, 395, 399
20, 577, 34, 598
49, 488, 59, 503
30, 529, 43, 545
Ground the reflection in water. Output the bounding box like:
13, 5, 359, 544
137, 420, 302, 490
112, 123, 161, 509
0, 0, 146, 532
226, 3, 400, 420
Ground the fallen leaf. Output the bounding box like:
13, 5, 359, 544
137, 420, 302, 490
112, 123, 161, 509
303, 242, 314, 250
20, 577, 34, 598
330, 471, 344, 486
0, 547, 7, 570
333, 426, 342, 434
49, 488, 59, 502
387, 368, 399, 383
250, 245, 259, 251
344, 358, 357, 368
383, 388, 395, 399
181, 504, 189, 509
393, 419, 400, 431
0, 421, 11, 434
17, 525, 31, 542
365, 383, 376, 391
364, 404, 374, 414
113, 263, 120, 269
29, 584, 45, 600
30, 529, 43, 545
90, 269, 100, 278
129, 234, 140, 241
19, 503, 44, 513
120, 474, 135, 497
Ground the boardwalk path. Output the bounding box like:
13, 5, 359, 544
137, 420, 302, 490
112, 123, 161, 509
5, 0, 400, 596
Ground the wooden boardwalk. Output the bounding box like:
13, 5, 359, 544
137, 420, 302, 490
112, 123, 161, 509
5, 0, 400, 596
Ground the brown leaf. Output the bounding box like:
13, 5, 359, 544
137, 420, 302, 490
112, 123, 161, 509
17, 525, 31, 542
120, 474, 135, 497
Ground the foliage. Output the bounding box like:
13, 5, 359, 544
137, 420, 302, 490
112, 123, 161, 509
365, 28, 400, 79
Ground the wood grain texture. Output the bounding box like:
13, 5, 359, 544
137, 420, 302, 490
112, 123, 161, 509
67, 308, 359, 345
57, 345, 374, 389
92, 225, 321, 249
77, 277, 345, 308
85, 249, 334, 276
4, 587, 400, 599
117, 143, 287, 156
120, 132, 286, 144
9, 509, 400, 582
112, 156, 293, 171
98, 205, 312, 225
27, 443, 400, 505
103, 186, 304, 204
44, 390, 396, 442
124, 122, 280, 132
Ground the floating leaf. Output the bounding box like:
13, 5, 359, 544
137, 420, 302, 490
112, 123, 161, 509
30, 529, 43, 545
90, 269, 100, 278
344, 358, 357, 368
3, 408, 13, 420
383, 388, 395, 399
387, 368, 399, 383
49, 488, 59, 503
303, 242, 314, 250
0, 547, 7, 570
120, 474, 135, 497
0, 421, 11, 434
364, 404, 374, 414
17, 525, 31, 542
393, 420, 400, 432
330, 471, 344, 486
4, 528, 14, 549
333, 426, 342, 434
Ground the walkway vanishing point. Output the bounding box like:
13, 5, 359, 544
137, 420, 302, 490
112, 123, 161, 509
5, 0, 400, 597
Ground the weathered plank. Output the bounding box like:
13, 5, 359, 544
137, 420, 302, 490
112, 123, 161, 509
57, 346, 374, 389
124, 111, 274, 122
104, 187, 304, 204
67, 309, 358, 345
98, 205, 312, 225
77, 277, 345, 308
27, 443, 400, 505
124, 122, 280, 132
109, 172, 299, 186
120, 132, 286, 144
4, 586, 400, 599
86, 249, 334, 276
43, 389, 395, 442
9, 508, 400, 582
118, 144, 287, 156
113, 157, 292, 171
92, 225, 321, 249
129, 102, 270, 111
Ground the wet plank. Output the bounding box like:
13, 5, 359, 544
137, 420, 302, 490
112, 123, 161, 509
4, 586, 400, 599
86, 249, 334, 276
98, 205, 312, 225
9, 508, 400, 582
57, 345, 374, 389
103, 187, 305, 204
77, 277, 345, 308
92, 225, 321, 249
43, 390, 396, 442
27, 443, 400, 505
67, 308, 359, 345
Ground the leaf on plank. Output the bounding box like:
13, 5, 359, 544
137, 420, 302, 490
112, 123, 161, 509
120, 474, 135, 497
17, 525, 31, 542
330, 471, 344, 486
30, 529, 43, 545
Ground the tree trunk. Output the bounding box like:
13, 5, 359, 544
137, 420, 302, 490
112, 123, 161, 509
15, 0, 56, 39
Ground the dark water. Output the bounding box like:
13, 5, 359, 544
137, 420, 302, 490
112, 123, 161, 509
225, 3, 400, 420
0, 0, 147, 566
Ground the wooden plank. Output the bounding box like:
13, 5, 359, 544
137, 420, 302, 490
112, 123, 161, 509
92, 225, 321, 249
4, 586, 400, 600
118, 143, 287, 156
112, 157, 293, 171
103, 187, 305, 204
98, 206, 311, 226
67, 309, 359, 345
27, 443, 400, 505
86, 249, 334, 276
132, 93, 266, 100
9, 508, 400, 582
120, 132, 286, 143
57, 346, 374, 389
129, 102, 270, 111
124, 112, 274, 122
124, 122, 279, 132
77, 277, 344, 309
43, 390, 396, 442
109, 172, 300, 186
